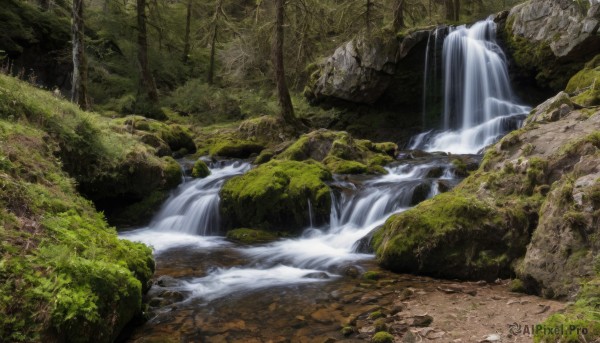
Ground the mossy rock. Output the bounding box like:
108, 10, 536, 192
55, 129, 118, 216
371, 331, 394, 343
114, 116, 197, 154
277, 129, 396, 175
191, 159, 210, 178
254, 149, 275, 164
220, 160, 332, 231
209, 138, 265, 158
226, 228, 285, 244
373, 192, 529, 281
566, 55, 600, 107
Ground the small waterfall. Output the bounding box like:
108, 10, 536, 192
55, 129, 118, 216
412, 18, 530, 154
307, 199, 314, 228
121, 160, 250, 252
422, 30, 432, 128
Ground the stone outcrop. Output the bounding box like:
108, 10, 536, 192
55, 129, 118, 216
374, 90, 600, 297
508, 0, 600, 61
499, 0, 600, 92
305, 34, 399, 104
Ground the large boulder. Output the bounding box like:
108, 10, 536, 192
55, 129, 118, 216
305, 33, 398, 104
220, 160, 332, 232
374, 91, 600, 291
499, 0, 600, 92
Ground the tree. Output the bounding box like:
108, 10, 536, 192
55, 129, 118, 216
182, 0, 192, 62
71, 0, 90, 110
392, 0, 405, 31
208, 0, 224, 84
137, 0, 159, 103
272, 0, 304, 130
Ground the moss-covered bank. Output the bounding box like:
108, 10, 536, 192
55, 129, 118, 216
0, 75, 154, 341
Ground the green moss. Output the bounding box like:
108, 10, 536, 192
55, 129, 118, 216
371, 331, 394, 343
566, 55, 600, 106
220, 160, 332, 231
341, 326, 354, 336
209, 138, 264, 158
191, 159, 210, 178
509, 279, 526, 293
225, 228, 285, 244
253, 149, 275, 165
369, 311, 384, 320
535, 280, 600, 342
277, 130, 396, 175
362, 271, 382, 280
323, 156, 369, 174
0, 110, 154, 341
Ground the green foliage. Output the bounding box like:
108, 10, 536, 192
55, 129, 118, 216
566, 55, 600, 106
191, 159, 210, 178
220, 160, 332, 231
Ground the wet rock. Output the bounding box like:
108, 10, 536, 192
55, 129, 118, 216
343, 266, 361, 278
410, 183, 431, 206
406, 315, 433, 327
304, 272, 331, 279
156, 275, 180, 288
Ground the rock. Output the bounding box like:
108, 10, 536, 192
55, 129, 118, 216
508, 0, 600, 60
407, 315, 433, 327
306, 34, 398, 104
303, 272, 330, 279
479, 334, 501, 342
225, 228, 281, 244
220, 160, 332, 231
344, 266, 361, 278
156, 275, 179, 287
500, 0, 600, 91
191, 159, 210, 178
277, 129, 396, 175
525, 92, 574, 124
402, 330, 417, 343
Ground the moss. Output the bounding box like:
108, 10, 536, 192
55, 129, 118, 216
362, 271, 382, 281
341, 326, 354, 336
191, 159, 210, 179
220, 160, 332, 232
535, 280, 600, 342
225, 228, 285, 244
277, 130, 396, 175
0, 90, 154, 342
253, 149, 274, 165
371, 331, 394, 343
566, 55, 600, 106
509, 279, 526, 293
323, 156, 369, 174
209, 138, 264, 158
369, 311, 384, 320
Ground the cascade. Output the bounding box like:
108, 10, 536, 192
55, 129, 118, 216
411, 18, 530, 154
122, 158, 458, 302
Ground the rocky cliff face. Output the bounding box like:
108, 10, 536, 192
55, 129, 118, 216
374, 90, 600, 299
499, 0, 600, 93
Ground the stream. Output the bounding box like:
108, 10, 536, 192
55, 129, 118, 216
119, 18, 538, 342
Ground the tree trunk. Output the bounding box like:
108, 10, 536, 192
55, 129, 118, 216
365, 0, 372, 35
392, 0, 404, 32
71, 0, 90, 110
208, 0, 222, 84
137, 0, 159, 103
453, 0, 460, 21
182, 0, 192, 62
272, 0, 303, 130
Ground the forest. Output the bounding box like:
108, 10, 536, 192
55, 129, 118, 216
1, 0, 600, 342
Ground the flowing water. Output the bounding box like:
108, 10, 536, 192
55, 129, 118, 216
120, 156, 465, 341
410, 18, 530, 154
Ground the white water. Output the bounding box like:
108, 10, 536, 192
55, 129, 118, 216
122, 159, 455, 302
411, 18, 530, 154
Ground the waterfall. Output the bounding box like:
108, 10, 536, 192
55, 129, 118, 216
307, 199, 314, 228
411, 18, 530, 154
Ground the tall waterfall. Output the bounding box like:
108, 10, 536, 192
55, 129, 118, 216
411, 18, 530, 154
